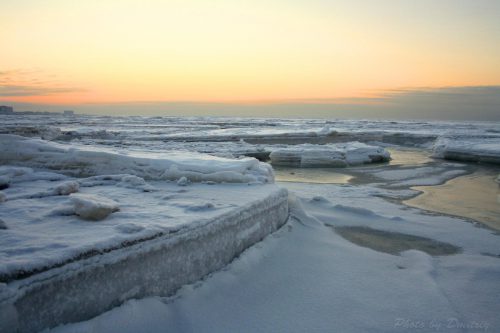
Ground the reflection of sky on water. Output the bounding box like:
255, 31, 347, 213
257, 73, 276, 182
406, 170, 500, 231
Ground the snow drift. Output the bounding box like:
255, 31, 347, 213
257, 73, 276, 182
0, 135, 274, 183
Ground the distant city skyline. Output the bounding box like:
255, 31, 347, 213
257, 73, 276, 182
1, 0, 500, 120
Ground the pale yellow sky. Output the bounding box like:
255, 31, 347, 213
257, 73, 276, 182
1, 0, 500, 107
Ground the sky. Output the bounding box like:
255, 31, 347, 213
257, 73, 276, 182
1, 0, 500, 120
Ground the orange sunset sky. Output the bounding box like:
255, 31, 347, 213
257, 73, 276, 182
1, 0, 500, 119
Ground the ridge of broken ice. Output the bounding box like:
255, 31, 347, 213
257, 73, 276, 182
269, 142, 390, 167
0, 134, 274, 184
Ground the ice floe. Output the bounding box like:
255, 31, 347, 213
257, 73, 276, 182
269, 142, 390, 167
433, 137, 500, 164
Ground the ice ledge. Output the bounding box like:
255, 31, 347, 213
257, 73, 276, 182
0, 187, 289, 333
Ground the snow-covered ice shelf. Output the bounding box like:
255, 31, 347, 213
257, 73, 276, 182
0, 173, 288, 332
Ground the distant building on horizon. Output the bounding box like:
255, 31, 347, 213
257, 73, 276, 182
0, 105, 14, 114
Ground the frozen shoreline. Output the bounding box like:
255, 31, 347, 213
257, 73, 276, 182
1, 115, 499, 332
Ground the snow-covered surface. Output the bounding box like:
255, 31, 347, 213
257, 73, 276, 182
0, 134, 274, 184
47, 182, 500, 333
269, 142, 390, 167
0, 168, 284, 283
